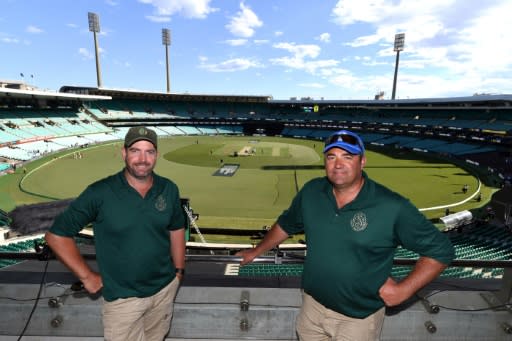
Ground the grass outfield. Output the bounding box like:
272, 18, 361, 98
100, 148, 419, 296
0, 135, 495, 231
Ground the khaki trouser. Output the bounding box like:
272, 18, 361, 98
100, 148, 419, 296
102, 277, 180, 341
296, 292, 385, 341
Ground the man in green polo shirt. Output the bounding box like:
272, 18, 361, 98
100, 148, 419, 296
237, 129, 454, 340
45, 126, 186, 341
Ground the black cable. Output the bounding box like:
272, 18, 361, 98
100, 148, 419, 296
418, 290, 445, 299
16, 259, 49, 341
0, 289, 88, 302
432, 303, 510, 312
173, 300, 300, 309
416, 292, 512, 312
417, 278, 509, 300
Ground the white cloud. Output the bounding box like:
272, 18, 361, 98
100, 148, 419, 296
145, 15, 171, 23
114, 60, 132, 68
391, 73, 474, 99
139, 0, 217, 21
225, 3, 263, 38
332, 0, 392, 25
78, 48, 93, 60
298, 82, 325, 89
1, 37, 20, 44
331, 0, 456, 26
270, 43, 339, 75
452, 1, 512, 74
199, 57, 263, 72
325, 0, 512, 97
272, 60, 339, 74
273, 43, 321, 59
225, 39, 248, 46
328, 70, 361, 90
26, 25, 43, 34
274, 31, 283, 37
362, 59, 389, 67
317, 33, 331, 43
332, 0, 456, 50
345, 34, 381, 48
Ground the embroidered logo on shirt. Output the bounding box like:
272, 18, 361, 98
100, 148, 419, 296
155, 195, 167, 211
350, 212, 368, 232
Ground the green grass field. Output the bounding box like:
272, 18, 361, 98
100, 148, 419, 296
0, 135, 497, 233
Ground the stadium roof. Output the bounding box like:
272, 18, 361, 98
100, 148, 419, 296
58, 85, 512, 109
59, 85, 270, 103
269, 94, 512, 108
0, 87, 111, 101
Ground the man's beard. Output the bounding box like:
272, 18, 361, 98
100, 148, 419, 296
125, 162, 153, 180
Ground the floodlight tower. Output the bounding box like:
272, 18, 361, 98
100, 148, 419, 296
162, 28, 171, 93
391, 33, 405, 100
88, 12, 103, 88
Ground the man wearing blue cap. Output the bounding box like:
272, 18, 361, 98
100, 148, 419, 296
237, 129, 454, 340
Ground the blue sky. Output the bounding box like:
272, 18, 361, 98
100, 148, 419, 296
1, 0, 511, 100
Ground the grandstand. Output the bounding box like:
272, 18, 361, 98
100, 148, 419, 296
0, 86, 511, 340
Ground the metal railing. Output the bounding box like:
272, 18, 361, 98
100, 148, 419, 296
1, 247, 511, 309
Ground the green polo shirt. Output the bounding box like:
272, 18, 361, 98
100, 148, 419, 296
50, 170, 185, 302
278, 172, 454, 318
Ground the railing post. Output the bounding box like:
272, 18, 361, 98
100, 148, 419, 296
496, 267, 512, 305
481, 267, 512, 312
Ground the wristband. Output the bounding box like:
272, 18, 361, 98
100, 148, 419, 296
175, 268, 185, 275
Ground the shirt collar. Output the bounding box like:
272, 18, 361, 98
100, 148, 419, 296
117, 169, 159, 194
323, 171, 371, 208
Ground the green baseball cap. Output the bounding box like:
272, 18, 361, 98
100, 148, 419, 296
124, 126, 157, 149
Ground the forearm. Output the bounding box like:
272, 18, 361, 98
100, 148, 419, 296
400, 257, 448, 297
170, 228, 186, 269
44, 231, 95, 281
235, 223, 290, 265
379, 256, 448, 306
253, 223, 290, 253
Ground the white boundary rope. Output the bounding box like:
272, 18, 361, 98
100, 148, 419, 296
419, 178, 482, 212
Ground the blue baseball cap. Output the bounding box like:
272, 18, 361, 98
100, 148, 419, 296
323, 130, 365, 155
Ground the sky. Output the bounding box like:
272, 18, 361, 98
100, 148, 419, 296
1, 0, 511, 100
